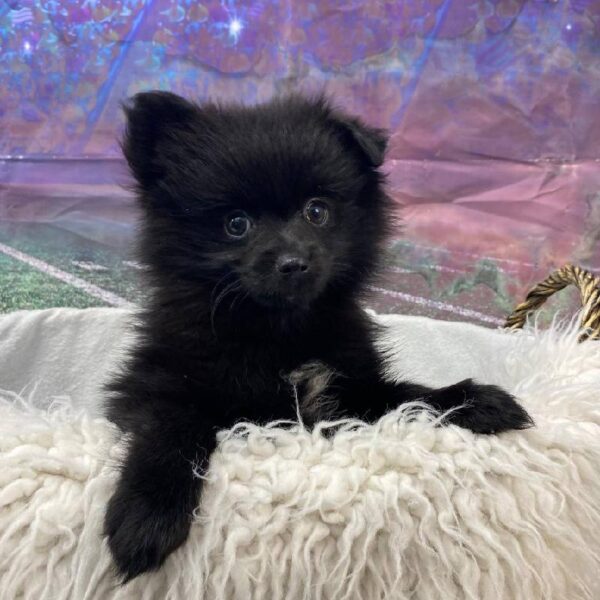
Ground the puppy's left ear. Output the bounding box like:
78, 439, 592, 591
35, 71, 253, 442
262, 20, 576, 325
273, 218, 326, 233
121, 91, 198, 188
333, 114, 388, 168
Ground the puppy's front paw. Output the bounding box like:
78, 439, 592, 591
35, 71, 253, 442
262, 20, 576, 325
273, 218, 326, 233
436, 379, 534, 434
104, 486, 191, 583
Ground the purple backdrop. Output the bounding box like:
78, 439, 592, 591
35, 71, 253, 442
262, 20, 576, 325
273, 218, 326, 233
1, 0, 600, 322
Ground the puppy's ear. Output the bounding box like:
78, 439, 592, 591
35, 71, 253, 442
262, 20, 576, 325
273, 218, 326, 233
121, 91, 197, 187
332, 113, 388, 168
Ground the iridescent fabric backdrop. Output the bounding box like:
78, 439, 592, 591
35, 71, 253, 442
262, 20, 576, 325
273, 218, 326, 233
1, 0, 599, 325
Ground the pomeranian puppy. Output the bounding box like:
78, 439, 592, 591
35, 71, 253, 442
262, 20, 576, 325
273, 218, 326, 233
104, 91, 533, 581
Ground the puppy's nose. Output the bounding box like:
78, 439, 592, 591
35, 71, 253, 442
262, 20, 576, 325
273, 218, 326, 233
276, 255, 309, 275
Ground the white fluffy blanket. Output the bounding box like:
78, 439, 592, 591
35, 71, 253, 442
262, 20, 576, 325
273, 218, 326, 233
0, 308, 599, 599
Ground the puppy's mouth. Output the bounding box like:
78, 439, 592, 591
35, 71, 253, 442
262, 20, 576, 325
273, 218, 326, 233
252, 290, 315, 311
247, 278, 323, 311
239, 267, 326, 312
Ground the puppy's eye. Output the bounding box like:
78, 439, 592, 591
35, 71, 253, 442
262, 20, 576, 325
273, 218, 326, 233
225, 211, 251, 238
303, 199, 329, 226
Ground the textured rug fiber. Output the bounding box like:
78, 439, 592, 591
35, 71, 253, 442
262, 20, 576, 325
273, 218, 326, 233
1, 310, 599, 599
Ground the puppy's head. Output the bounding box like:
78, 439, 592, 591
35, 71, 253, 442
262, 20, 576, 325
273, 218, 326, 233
123, 91, 391, 313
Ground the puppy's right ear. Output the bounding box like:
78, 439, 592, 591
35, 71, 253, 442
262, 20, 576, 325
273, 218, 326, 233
121, 91, 197, 188
332, 114, 388, 168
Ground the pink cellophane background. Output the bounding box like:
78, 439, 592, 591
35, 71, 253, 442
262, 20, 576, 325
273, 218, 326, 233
1, 0, 599, 324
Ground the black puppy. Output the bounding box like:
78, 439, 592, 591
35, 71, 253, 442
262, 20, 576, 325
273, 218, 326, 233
104, 91, 533, 582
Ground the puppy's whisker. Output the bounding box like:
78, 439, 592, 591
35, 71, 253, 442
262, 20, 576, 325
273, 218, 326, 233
228, 288, 251, 313
210, 280, 242, 335
211, 280, 240, 315
210, 271, 237, 304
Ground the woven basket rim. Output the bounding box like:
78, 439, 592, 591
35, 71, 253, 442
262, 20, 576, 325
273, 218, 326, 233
504, 264, 600, 341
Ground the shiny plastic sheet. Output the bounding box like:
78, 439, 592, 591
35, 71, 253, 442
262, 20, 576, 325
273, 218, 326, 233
1, 1, 599, 322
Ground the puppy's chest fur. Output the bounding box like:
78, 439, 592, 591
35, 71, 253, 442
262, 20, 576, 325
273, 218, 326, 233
285, 361, 339, 423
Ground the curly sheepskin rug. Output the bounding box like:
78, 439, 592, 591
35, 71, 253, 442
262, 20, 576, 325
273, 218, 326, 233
0, 308, 599, 600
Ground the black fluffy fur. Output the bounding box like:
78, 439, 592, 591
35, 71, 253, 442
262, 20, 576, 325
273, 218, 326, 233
104, 91, 533, 582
